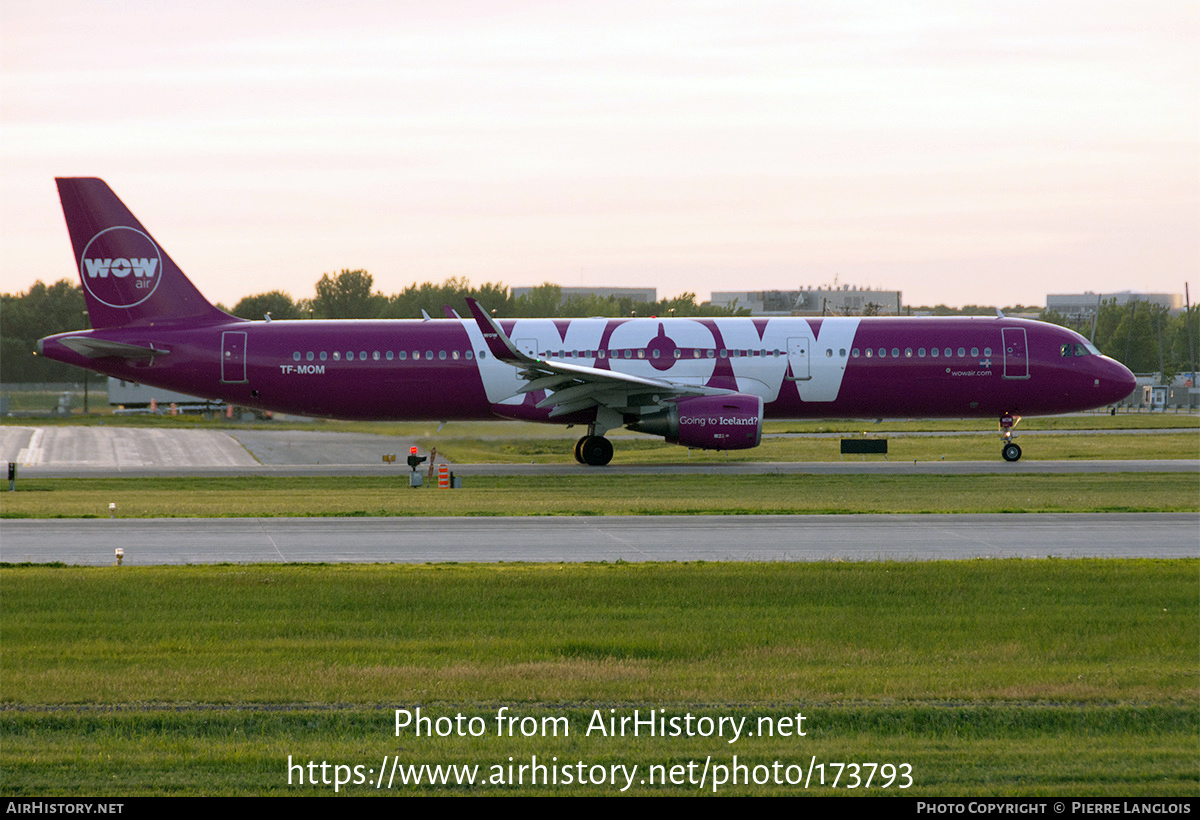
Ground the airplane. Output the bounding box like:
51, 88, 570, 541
39, 178, 1137, 466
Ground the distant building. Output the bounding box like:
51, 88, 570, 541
1046, 291, 1184, 319
512, 286, 657, 304
711, 286, 902, 316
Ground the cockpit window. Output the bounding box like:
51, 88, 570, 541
1062, 342, 1095, 357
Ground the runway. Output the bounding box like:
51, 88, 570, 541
2, 425, 1196, 477
2, 514, 1195, 565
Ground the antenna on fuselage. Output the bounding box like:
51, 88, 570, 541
995, 307, 1006, 319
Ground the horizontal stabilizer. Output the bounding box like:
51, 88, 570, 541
57, 337, 169, 360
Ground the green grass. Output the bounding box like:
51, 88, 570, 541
1, 561, 1197, 795
2, 473, 1196, 518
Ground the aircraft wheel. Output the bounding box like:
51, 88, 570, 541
580, 436, 613, 466
1002, 442, 1022, 462
573, 436, 588, 464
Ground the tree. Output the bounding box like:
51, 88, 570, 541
311, 270, 386, 319
513, 284, 563, 318
232, 291, 302, 321
0, 280, 90, 382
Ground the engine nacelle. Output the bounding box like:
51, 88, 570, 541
628, 394, 763, 450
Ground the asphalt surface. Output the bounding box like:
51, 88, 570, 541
2, 514, 1195, 565
2, 425, 1196, 477
3, 425, 1195, 566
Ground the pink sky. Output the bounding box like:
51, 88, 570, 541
2, 1, 1196, 309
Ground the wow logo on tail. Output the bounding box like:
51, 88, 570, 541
79, 226, 163, 309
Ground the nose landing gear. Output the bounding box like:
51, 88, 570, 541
999, 413, 1022, 462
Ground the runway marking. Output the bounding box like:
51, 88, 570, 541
582, 519, 653, 560
17, 428, 44, 466
257, 518, 287, 561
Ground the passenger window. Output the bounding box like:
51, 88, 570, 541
944, 348, 952, 357
930, 348, 938, 358
984, 347, 992, 357
957, 347, 965, 357
398, 351, 407, 360
852, 349, 860, 358
320, 352, 328, 361
292, 352, 300, 361
891, 348, 899, 358
465, 351, 473, 360
386, 351, 393, 361
346, 351, 355, 361
333, 351, 341, 361
970, 347, 979, 357
452, 351, 460, 360
904, 348, 912, 358
918, 348, 925, 357
373, 351, 380, 361
438, 351, 446, 360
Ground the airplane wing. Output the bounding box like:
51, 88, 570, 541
465, 298, 730, 418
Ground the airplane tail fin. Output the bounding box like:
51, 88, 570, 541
56, 178, 235, 329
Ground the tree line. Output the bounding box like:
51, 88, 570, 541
2, 272, 1195, 384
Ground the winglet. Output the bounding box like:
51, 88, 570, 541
465, 298, 526, 364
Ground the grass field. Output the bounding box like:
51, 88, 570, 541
2, 560, 1197, 796
2, 473, 1197, 518
2, 412, 1196, 796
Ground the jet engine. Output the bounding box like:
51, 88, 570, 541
628, 393, 763, 450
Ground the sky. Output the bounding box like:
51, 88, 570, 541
2, 0, 1197, 310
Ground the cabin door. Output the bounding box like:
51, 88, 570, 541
221, 331, 248, 383
1001, 327, 1029, 380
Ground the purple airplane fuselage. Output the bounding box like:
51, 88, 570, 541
38, 178, 1136, 465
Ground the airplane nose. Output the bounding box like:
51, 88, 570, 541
1098, 358, 1137, 405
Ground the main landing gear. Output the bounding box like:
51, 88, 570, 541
999, 413, 1022, 462
574, 434, 614, 466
